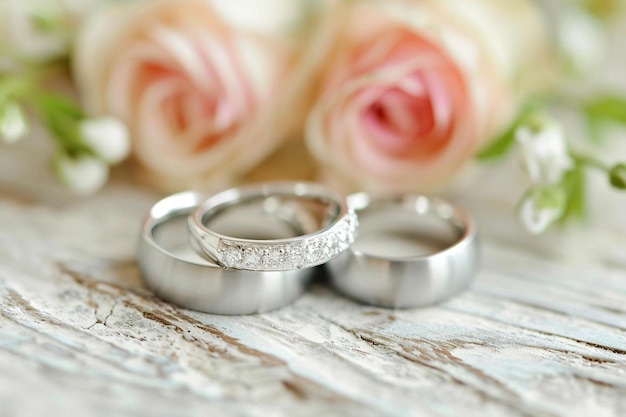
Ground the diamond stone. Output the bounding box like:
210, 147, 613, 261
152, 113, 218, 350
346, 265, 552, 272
336, 223, 347, 242
241, 248, 262, 269
304, 241, 321, 264
221, 245, 242, 267
283, 244, 303, 268
320, 236, 335, 257
263, 246, 285, 269
349, 213, 358, 231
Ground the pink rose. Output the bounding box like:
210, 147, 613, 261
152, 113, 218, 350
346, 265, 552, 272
306, 0, 550, 193
74, 0, 327, 190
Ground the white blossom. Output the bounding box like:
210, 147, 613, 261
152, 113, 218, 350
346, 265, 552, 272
54, 155, 109, 194
0, 102, 28, 143
0, 0, 68, 61
79, 117, 130, 164
0, 0, 106, 62
557, 8, 607, 77
518, 186, 566, 235
516, 117, 573, 185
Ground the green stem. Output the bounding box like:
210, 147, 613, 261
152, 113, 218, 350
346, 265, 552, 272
0, 62, 67, 101
30, 95, 83, 152
1, 62, 89, 157
570, 152, 609, 171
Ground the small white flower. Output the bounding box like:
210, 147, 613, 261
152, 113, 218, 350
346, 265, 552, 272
557, 8, 606, 77
0, 102, 28, 143
54, 154, 109, 194
1, 0, 68, 61
79, 117, 130, 164
518, 186, 566, 235
516, 117, 573, 185
0, 0, 109, 63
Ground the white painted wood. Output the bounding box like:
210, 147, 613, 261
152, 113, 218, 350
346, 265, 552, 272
1, 133, 626, 417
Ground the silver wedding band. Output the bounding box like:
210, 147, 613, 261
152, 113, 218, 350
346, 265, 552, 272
188, 182, 357, 271
137, 191, 315, 315
137, 185, 478, 314
327, 193, 479, 308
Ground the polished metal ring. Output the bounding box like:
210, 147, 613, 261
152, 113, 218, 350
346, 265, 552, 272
188, 182, 357, 271
327, 193, 479, 308
137, 191, 315, 315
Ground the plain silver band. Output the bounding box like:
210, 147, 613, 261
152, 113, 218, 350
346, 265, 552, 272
327, 193, 479, 308
137, 191, 314, 315
188, 182, 355, 271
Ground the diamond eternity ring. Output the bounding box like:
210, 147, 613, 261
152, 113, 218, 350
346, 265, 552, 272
188, 182, 357, 271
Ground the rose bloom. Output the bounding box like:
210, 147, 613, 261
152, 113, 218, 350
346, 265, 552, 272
306, 0, 552, 193
75, 0, 328, 190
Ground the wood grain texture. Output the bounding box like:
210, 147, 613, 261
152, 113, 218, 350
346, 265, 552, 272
0, 160, 625, 417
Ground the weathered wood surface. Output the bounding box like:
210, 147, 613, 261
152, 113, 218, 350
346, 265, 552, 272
1, 132, 626, 417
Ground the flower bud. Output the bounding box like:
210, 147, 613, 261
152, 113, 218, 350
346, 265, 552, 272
516, 115, 573, 185
0, 101, 28, 143
53, 154, 109, 194
518, 185, 566, 235
609, 163, 626, 190
79, 117, 130, 164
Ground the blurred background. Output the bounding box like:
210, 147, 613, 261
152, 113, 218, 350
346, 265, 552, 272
0, 0, 625, 249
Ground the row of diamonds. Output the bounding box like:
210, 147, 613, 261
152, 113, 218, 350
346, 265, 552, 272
218, 213, 358, 270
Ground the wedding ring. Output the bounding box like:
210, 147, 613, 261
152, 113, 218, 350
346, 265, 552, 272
137, 191, 315, 315
188, 182, 357, 271
327, 193, 479, 308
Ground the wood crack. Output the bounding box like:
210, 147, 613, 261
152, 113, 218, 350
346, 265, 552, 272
84, 300, 118, 330
316, 315, 542, 413
470, 287, 626, 331
354, 332, 554, 417
442, 304, 626, 356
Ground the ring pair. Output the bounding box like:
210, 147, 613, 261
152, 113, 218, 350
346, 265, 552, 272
137, 182, 479, 315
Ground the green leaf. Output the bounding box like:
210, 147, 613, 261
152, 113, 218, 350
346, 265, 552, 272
584, 95, 626, 125
585, 117, 606, 144
35, 93, 84, 120
560, 165, 586, 223
476, 102, 537, 161
609, 163, 626, 189
475, 123, 518, 161
32, 93, 93, 156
